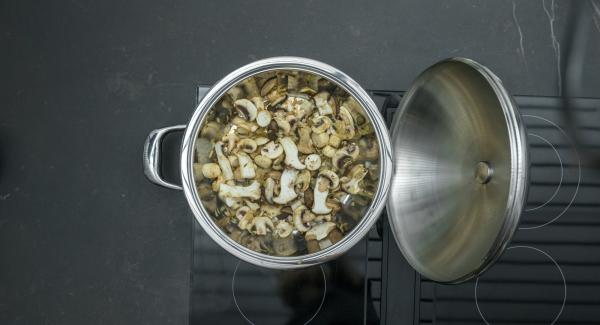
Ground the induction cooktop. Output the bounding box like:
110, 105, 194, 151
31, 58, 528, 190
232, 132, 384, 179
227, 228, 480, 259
189, 86, 600, 325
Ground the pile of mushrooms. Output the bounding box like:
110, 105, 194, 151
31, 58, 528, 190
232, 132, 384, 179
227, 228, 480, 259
194, 70, 379, 256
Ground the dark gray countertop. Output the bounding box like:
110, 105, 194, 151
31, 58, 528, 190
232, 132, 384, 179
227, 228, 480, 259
1, 0, 599, 324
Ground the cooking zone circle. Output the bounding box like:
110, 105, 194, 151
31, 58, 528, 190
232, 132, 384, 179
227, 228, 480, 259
474, 245, 566, 325
520, 114, 581, 230
232, 261, 326, 325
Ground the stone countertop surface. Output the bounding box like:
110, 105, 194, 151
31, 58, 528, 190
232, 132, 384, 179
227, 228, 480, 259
1, 0, 599, 324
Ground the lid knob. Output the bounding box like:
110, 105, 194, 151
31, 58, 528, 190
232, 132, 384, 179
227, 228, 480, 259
475, 161, 493, 184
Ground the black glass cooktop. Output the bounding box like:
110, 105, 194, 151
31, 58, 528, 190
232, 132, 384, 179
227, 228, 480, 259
190, 87, 600, 325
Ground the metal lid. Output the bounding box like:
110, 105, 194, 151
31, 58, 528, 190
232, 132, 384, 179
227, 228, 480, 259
387, 58, 529, 283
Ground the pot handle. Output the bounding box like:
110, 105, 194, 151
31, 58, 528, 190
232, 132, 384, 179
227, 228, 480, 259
143, 125, 186, 190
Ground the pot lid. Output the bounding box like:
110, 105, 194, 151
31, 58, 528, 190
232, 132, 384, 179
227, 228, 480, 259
386, 58, 529, 283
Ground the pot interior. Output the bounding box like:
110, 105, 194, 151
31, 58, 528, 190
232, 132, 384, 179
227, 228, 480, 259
190, 66, 386, 260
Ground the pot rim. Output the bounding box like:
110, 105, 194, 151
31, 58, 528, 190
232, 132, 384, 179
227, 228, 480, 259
180, 56, 393, 269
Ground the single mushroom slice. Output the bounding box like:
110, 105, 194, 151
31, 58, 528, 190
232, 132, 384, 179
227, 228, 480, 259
293, 205, 312, 233
314, 91, 335, 116
273, 112, 291, 134
236, 152, 256, 179
294, 170, 311, 193
250, 96, 265, 111
332, 105, 356, 140
311, 115, 333, 134
255, 137, 270, 146
280, 137, 306, 170
214, 142, 234, 180
357, 137, 379, 161
218, 180, 261, 202
253, 155, 272, 169
236, 138, 258, 153
234, 99, 258, 121
256, 110, 272, 128
332, 143, 360, 170
341, 164, 368, 194
282, 94, 314, 119
272, 168, 299, 205
297, 124, 314, 154
260, 77, 277, 96
305, 222, 337, 241
275, 220, 294, 238
226, 86, 243, 101
259, 204, 282, 219
312, 176, 333, 215
264, 177, 276, 204
241, 78, 259, 98
237, 208, 255, 231
318, 169, 340, 189
232, 117, 258, 132
261, 141, 284, 159
304, 154, 322, 171
311, 132, 329, 149
200, 121, 222, 140
251, 216, 275, 236
201, 163, 221, 179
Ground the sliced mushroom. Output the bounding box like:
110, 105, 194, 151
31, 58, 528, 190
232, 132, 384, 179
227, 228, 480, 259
314, 92, 335, 115
226, 86, 243, 101
234, 99, 258, 121
200, 121, 222, 140
237, 152, 256, 179
305, 222, 337, 241
254, 155, 272, 169
280, 137, 306, 170
341, 164, 368, 194
255, 137, 269, 146
193, 163, 204, 182
266, 87, 287, 106
260, 77, 277, 96
272, 168, 298, 205
214, 142, 234, 180
260, 141, 284, 159
318, 169, 340, 189
218, 180, 261, 201
251, 216, 275, 235
293, 205, 311, 232
256, 110, 272, 127
241, 78, 259, 98
259, 204, 282, 219
273, 112, 291, 134
357, 137, 379, 161
250, 96, 265, 111
282, 95, 314, 119
311, 132, 329, 149
236, 138, 258, 153
264, 177, 275, 204
296, 125, 314, 155
332, 105, 356, 140
237, 208, 255, 231
304, 154, 321, 171
201, 163, 221, 179
232, 116, 258, 132
322, 145, 337, 158
328, 134, 342, 148
332, 143, 359, 170
312, 176, 333, 215
294, 170, 311, 192
311, 115, 332, 134
275, 220, 293, 238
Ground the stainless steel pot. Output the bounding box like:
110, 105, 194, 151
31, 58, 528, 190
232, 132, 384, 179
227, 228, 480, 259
143, 56, 529, 283
143, 57, 394, 269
